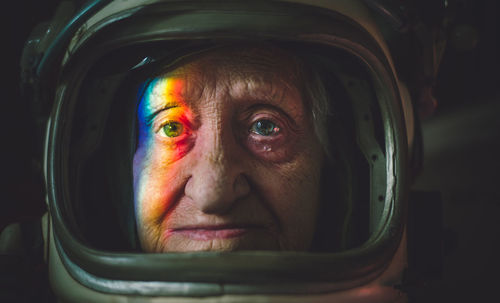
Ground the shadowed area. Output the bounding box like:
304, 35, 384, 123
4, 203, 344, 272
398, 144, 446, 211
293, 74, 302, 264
414, 95, 500, 302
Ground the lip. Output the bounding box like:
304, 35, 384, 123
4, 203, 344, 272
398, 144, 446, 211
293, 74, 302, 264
168, 224, 263, 240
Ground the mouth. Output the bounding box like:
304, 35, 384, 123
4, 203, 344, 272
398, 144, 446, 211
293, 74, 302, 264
167, 224, 264, 240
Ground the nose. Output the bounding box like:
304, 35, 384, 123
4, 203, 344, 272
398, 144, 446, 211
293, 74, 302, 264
184, 127, 250, 214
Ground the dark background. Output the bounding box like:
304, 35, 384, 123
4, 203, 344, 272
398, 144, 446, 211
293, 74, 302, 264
1, 0, 498, 302
411, 0, 500, 300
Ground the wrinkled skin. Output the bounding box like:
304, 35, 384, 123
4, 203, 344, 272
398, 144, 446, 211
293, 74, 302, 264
133, 48, 324, 252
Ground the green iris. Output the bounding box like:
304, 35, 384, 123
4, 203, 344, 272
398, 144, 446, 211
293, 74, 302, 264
162, 122, 183, 137
251, 120, 279, 136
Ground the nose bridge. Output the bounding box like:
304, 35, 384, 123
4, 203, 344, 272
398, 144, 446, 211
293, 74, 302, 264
198, 75, 235, 168
201, 103, 231, 173
185, 102, 249, 213
201, 131, 228, 188
200, 106, 245, 191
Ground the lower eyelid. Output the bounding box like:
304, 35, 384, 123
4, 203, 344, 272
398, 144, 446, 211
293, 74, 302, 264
245, 136, 291, 162
155, 133, 195, 154
247, 133, 285, 147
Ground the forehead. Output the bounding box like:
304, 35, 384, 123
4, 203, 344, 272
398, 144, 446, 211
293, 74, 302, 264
140, 47, 305, 115
190, 47, 300, 79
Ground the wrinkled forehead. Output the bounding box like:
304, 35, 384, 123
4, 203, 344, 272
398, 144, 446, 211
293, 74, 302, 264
188, 46, 301, 80
140, 46, 306, 116
170, 46, 302, 96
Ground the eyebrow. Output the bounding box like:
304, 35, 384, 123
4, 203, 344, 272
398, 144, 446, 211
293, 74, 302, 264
139, 76, 188, 125
143, 103, 180, 126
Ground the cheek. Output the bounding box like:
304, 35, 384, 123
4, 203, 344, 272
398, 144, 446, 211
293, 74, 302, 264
266, 163, 322, 216
253, 142, 324, 247
258, 133, 323, 206
245, 135, 293, 162
133, 139, 182, 226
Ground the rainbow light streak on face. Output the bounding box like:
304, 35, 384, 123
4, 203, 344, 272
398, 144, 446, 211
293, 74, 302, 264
134, 76, 192, 227
137, 76, 193, 157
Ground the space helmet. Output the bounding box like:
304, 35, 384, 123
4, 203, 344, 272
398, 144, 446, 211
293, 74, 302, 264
22, 0, 419, 301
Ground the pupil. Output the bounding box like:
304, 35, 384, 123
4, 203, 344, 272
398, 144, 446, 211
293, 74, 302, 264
256, 120, 276, 136
163, 122, 182, 137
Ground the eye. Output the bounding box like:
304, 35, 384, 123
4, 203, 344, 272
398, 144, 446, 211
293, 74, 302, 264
250, 120, 280, 136
161, 121, 184, 137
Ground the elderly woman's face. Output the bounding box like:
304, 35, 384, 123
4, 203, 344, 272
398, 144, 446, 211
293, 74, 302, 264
133, 49, 324, 252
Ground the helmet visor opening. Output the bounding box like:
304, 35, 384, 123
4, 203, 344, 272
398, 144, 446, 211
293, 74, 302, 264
62, 41, 386, 253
